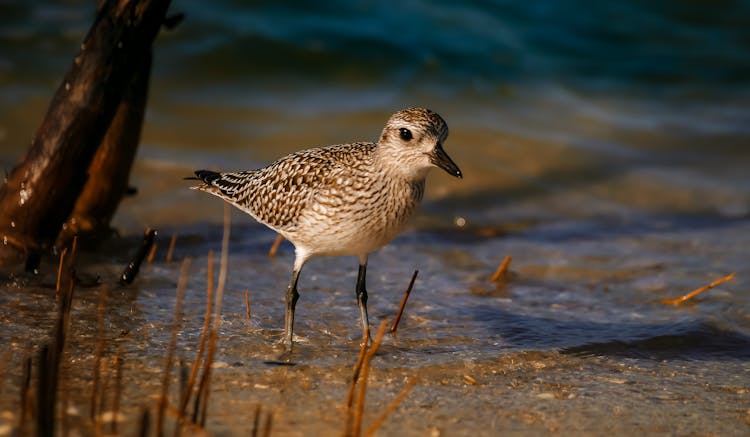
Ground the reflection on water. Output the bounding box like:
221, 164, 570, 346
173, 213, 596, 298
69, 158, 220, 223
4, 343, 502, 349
1, 1, 749, 434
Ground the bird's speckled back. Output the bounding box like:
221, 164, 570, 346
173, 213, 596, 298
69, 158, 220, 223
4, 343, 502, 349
196, 142, 378, 230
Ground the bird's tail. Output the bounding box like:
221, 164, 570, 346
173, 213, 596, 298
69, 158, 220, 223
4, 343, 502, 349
186, 169, 223, 194
187, 169, 252, 204
187, 169, 221, 184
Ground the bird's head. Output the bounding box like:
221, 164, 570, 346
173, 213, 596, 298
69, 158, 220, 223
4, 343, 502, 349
377, 107, 462, 181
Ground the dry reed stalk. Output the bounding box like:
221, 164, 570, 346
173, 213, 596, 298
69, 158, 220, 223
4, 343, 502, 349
0, 351, 9, 428
261, 410, 274, 437
90, 286, 109, 421
346, 332, 369, 413
57, 236, 79, 297
196, 317, 217, 425
268, 234, 283, 257
68, 235, 78, 267
0, 348, 10, 393
179, 250, 214, 420
490, 255, 512, 282
364, 376, 419, 437
352, 320, 389, 437
251, 404, 262, 437
245, 289, 251, 320
157, 257, 192, 437
98, 358, 111, 415
138, 406, 151, 437
192, 368, 206, 424
197, 203, 231, 427
39, 262, 75, 437
60, 365, 69, 437
345, 337, 369, 435
178, 358, 188, 430
55, 244, 76, 437
215, 204, 231, 306
95, 357, 110, 434
662, 272, 736, 305
111, 345, 124, 434
166, 233, 177, 263
37, 344, 55, 436
147, 242, 157, 265
18, 352, 32, 433
390, 270, 419, 334
55, 247, 68, 295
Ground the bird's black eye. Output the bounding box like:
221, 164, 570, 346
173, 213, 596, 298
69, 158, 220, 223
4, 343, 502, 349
399, 128, 413, 141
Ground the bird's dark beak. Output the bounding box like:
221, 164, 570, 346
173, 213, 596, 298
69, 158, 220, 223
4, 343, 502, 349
429, 143, 462, 178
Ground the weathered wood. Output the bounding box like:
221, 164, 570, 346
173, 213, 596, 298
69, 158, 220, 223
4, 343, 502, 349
56, 51, 152, 247
0, 0, 171, 271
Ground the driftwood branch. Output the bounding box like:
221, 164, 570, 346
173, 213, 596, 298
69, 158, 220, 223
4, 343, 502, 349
0, 0, 172, 271
57, 50, 152, 247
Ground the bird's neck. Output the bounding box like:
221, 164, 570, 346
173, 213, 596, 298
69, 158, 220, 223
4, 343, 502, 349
373, 146, 431, 184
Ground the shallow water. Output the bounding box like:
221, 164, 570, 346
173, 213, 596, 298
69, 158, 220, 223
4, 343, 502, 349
1, 1, 750, 435
1, 216, 748, 435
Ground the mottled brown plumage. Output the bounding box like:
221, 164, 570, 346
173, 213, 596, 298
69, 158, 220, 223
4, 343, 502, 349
191, 107, 461, 352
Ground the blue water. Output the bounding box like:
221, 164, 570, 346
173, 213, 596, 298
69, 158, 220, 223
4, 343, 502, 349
3, 1, 750, 104
170, 0, 750, 88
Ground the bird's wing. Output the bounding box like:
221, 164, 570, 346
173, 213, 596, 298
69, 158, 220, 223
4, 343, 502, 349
192, 143, 375, 230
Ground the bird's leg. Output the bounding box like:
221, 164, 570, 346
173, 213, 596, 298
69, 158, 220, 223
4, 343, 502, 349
356, 256, 372, 345
284, 268, 301, 352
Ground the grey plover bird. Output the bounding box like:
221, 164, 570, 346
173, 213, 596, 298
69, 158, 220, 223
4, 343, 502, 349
191, 107, 461, 351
